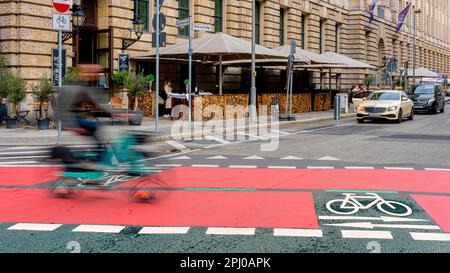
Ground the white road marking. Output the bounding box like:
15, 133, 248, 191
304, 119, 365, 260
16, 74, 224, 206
165, 140, 188, 151
384, 167, 415, 170
271, 130, 291, 136
0, 151, 50, 155
268, 166, 297, 169
0, 161, 40, 164
274, 229, 323, 237
206, 155, 228, 160
319, 216, 429, 222
237, 132, 268, 140
326, 222, 440, 230
139, 227, 190, 235
307, 166, 335, 170
204, 135, 230, 144
0, 155, 48, 159
341, 230, 393, 239
318, 156, 340, 161
169, 156, 191, 160
229, 165, 258, 169
243, 155, 265, 160
154, 164, 182, 168
8, 223, 62, 231
424, 168, 450, 172
191, 165, 219, 168
72, 225, 125, 233
345, 166, 375, 170
299, 123, 353, 133
280, 156, 303, 160
206, 227, 255, 235
410, 232, 450, 241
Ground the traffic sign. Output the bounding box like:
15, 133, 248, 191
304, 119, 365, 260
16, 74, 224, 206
152, 12, 166, 31
152, 32, 167, 47
52, 0, 71, 13
176, 18, 191, 28
193, 23, 212, 32
52, 13, 70, 31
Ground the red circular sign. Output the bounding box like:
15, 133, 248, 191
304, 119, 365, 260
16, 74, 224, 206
52, 0, 71, 13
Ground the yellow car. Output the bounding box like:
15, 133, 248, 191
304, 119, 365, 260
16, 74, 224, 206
357, 90, 414, 124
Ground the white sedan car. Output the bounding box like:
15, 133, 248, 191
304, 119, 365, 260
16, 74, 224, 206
357, 90, 414, 124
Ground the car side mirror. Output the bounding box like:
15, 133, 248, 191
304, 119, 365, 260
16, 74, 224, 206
402, 97, 408, 102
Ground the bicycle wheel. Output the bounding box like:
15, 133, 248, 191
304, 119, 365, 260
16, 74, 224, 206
326, 199, 359, 215
128, 178, 170, 203
377, 201, 412, 216
48, 177, 78, 198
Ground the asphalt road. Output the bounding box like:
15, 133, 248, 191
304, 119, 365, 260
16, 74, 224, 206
0, 105, 449, 253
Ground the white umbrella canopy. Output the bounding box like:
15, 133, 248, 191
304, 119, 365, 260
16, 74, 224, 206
319, 52, 376, 69
409, 67, 440, 78
274, 45, 343, 64
135, 32, 286, 61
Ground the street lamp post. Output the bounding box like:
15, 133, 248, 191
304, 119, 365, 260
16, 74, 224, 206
413, 8, 422, 85
250, 0, 257, 122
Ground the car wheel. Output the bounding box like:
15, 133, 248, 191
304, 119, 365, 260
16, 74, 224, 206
408, 109, 414, 120
397, 109, 403, 123
357, 119, 365, 124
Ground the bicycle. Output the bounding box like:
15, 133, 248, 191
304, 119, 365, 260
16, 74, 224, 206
48, 129, 169, 202
326, 193, 412, 216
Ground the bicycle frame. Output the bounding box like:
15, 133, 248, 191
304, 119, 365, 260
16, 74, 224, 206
339, 193, 396, 210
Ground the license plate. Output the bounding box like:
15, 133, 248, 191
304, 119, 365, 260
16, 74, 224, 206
368, 113, 379, 118
415, 105, 423, 109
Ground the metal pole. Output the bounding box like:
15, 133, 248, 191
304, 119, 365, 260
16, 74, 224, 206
57, 30, 62, 143
219, 54, 223, 95
249, 0, 257, 122
188, 16, 193, 129
412, 9, 416, 85
155, 0, 160, 132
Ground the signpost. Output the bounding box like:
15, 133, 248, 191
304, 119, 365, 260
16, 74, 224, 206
176, 18, 212, 128
52, 48, 67, 86
152, 0, 166, 132
51, 0, 70, 142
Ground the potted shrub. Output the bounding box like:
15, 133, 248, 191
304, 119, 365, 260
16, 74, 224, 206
363, 75, 376, 91
5, 73, 26, 129
0, 55, 8, 124
125, 71, 148, 125
31, 76, 54, 130
62, 67, 81, 85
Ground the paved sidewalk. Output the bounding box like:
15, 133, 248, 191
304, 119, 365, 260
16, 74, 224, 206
0, 110, 355, 146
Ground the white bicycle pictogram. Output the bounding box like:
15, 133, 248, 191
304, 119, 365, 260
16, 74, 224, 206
326, 193, 412, 216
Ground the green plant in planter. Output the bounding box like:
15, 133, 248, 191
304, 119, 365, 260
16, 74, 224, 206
5, 73, 26, 118
125, 71, 148, 111
0, 55, 7, 103
31, 76, 54, 120
112, 71, 129, 89
62, 67, 81, 85
363, 75, 376, 91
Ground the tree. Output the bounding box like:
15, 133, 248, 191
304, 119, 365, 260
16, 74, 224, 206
124, 71, 148, 111
31, 76, 54, 119
0, 55, 8, 102
5, 73, 26, 118
363, 75, 376, 91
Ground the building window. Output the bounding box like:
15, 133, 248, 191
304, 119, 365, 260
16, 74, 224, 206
335, 24, 341, 53
280, 9, 285, 46
301, 14, 307, 49
178, 0, 190, 36
319, 20, 325, 54
214, 0, 223, 33
135, 0, 149, 31
255, 1, 261, 44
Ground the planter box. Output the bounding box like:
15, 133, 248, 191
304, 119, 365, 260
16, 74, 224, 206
5, 117, 18, 129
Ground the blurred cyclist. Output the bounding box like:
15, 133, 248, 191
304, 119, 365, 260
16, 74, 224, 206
53, 64, 112, 168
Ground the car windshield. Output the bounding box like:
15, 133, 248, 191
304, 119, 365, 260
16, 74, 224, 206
367, 92, 400, 101
413, 85, 435, 94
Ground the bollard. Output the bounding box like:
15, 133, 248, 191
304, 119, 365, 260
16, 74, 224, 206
334, 95, 341, 126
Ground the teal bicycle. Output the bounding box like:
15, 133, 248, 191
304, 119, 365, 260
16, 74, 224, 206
48, 130, 168, 202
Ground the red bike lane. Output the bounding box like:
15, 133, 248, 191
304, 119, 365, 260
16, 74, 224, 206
0, 166, 449, 232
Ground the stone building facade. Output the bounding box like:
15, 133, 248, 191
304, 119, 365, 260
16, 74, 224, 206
0, 0, 449, 92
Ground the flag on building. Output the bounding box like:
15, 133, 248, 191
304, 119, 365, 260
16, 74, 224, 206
396, 2, 413, 32
369, 0, 380, 23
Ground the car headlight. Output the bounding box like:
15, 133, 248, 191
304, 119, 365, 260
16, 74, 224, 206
387, 106, 398, 111
358, 105, 365, 112
428, 99, 435, 105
